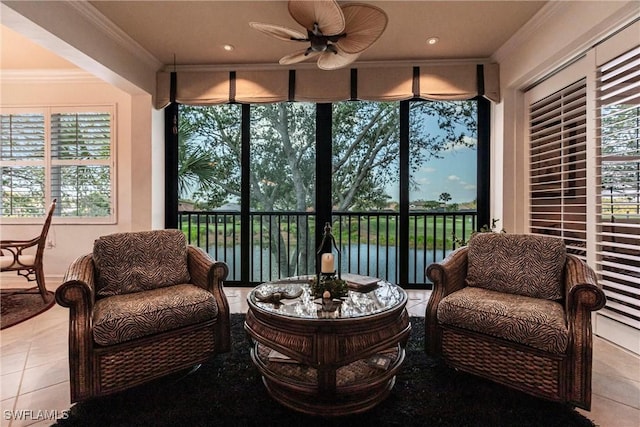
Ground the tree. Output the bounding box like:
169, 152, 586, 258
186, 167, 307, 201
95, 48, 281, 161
439, 192, 452, 205
178, 100, 477, 276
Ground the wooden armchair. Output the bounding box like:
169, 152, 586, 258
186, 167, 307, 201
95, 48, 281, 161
425, 233, 606, 410
1, 199, 56, 301
55, 229, 231, 402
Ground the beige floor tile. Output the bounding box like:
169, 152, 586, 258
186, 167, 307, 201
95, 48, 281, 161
0, 352, 27, 376
23, 345, 66, 371
12, 382, 70, 427
592, 374, 640, 410
0, 339, 31, 358
593, 338, 640, 383
579, 393, 640, 427
405, 289, 431, 303
0, 372, 22, 401
407, 301, 427, 317
18, 359, 68, 396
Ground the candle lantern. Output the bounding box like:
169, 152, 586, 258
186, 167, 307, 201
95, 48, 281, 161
316, 222, 341, 280
313, 222, 347, 299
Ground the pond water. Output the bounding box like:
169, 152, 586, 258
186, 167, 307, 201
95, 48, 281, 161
208, 244, 454, 285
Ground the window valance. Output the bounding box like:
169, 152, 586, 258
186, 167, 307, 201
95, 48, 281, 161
155, 63, 500, 109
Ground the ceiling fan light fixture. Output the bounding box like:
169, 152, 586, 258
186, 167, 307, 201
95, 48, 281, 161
250, 0, 388, 70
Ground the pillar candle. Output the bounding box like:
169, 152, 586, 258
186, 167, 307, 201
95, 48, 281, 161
321, 253, 335, 273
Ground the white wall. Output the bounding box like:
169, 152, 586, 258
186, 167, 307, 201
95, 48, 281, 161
0, 76, 155, 284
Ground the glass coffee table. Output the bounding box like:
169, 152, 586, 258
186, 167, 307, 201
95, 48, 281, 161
244, 275, 410, 416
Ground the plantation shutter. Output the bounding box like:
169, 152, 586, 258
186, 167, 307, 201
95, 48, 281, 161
596, 46, 640, 331
50, 111, 113, 217
0, 113, 46, 216
528, 79, 588, 258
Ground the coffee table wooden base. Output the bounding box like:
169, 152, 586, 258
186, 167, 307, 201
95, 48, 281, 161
251, 343, 405, 417
245, 278, 410, 416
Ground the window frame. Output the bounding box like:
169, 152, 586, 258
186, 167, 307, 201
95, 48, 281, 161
0, 105, 117, 225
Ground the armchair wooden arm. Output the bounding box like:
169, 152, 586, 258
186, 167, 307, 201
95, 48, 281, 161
563, 254, 606, 408
1, 236, 40, 255
187, 246, 231, 352
425, 247, 468, 354
55, 254, 96, 402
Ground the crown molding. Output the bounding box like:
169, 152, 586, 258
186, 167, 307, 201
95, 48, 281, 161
493, 1, 639, 88
65, 1, 163, 70
494, 1, 640, 65
0, 69, 103, 84
492, 1, 570, 64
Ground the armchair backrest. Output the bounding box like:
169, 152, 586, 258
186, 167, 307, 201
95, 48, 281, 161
93, 229, 191, 298
465, 233, 566, 300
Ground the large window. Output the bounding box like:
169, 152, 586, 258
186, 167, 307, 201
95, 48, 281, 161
177, 99, 485, 287
1, 107, 115, 222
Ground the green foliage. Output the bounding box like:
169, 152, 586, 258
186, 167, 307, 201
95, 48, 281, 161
310, 275, 349, 299
453, 218, 506, 247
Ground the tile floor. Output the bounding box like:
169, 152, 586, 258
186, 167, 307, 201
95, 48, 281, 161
1, 282, 638, 427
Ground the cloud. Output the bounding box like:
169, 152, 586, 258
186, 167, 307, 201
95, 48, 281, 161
447, 175, 461, 181
441, 136, 478, 152
420, 166, 436, 173
464, 184, 477, 190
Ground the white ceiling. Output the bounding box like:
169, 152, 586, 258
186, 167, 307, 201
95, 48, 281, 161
2, 1, 547, 71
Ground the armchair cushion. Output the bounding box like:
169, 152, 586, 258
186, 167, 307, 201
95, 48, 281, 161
438, 287, 568, 354
92, 283, 217, 346
465, 233, 566, 300
93, 230, 191, 298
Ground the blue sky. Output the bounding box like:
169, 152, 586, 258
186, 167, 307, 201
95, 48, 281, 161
386, 140, 477, 204
412, 143, 477, 203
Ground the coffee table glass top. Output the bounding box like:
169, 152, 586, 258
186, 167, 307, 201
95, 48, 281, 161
248, 275, 406, 319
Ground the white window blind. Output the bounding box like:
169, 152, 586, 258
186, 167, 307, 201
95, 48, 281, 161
0, 113, 46, 216
50, 112, 112, 217
596, 46, 640, 330
0, 108, 115, 222
529, 79, 587, 258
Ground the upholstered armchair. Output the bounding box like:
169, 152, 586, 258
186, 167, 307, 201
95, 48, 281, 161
425, 233, 606, 410
55, 229, 231, 402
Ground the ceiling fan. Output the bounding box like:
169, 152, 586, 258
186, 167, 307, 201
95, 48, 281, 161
249, 0, 388, 70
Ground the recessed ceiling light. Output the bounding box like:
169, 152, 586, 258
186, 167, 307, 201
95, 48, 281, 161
223, 44, 235, 51
426, 37, 439, 45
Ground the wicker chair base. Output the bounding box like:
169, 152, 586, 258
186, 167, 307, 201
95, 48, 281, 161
441, 326, 567, 403
90, 320, 217, 398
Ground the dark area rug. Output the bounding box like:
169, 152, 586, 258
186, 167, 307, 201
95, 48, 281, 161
55, 314, 595, 427
1, 288, 55, 329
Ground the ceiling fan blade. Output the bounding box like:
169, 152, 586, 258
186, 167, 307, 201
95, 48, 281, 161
279, 49, 321, 65
249, 22, 307, 42
336, 3, 388, 54
317, 50, 360, 70
288, 0, 345, 35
